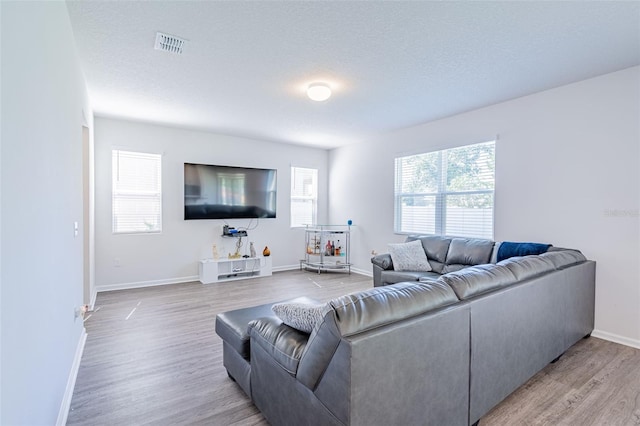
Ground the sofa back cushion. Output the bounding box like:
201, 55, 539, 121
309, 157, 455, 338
406, 235, 451, 274
330, 281, 458, 336
442, 238, 495, 274
440, 264, 517, 300
539, 250, 586, 269
497, 255, 556, 281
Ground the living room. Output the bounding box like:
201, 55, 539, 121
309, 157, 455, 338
2, 1, 639, 425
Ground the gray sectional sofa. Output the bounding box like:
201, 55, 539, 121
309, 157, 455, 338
215, 235, 595, 426
372, 235, 551, 287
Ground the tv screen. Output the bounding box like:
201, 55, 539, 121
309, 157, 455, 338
184, 163, 277, 220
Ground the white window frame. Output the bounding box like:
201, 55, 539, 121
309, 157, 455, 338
394, 141, 495, 239
112, 149, 162, 234
290, 166, 318, 228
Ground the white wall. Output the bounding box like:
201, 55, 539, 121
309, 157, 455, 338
94, 118, 328, 290
1, 2, 92, 424
329, 67, 640, 347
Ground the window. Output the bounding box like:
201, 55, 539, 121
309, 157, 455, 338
291, 167, 318, 227
394, 141, 495, 239
112, 149, 162, 234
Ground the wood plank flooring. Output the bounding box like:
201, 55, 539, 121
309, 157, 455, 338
67, 270, 640, 425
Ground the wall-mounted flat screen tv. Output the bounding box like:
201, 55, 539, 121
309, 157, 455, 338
184, 163, 277, 220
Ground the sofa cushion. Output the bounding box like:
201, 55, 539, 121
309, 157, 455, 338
272, 301, 328, 333
381, 270, 440, 285
406, 235, 451, 274
539, 250, 586, 269
446, 238, 495, 266
406, 235, 452, 264
497, 255, 556, 281
329, 281, 458, 336
388, 240, 432, 272
441, 264, 471, 274
418, 273, 443, 283
439, 264, 517, 300
496, 242, 551, 262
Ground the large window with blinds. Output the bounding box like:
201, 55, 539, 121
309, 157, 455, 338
112, 149, 162, 234
290, 167, 318, 227
394, 141, 495, 239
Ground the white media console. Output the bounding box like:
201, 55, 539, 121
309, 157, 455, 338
199, 256, 272, 284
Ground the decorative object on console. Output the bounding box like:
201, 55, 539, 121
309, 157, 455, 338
250, 242, 256, 258
212, 244, 219, 260
263, 246, 271, 257
228, 236, 244, 259
388, 239, 432, 272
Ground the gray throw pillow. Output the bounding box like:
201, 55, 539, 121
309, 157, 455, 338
388, 240, 432, 272
272, 302, 327, 333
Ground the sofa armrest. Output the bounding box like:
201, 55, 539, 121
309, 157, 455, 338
248, 317, 309, 375
371, 253, 393, 270
371, 253, 394, 287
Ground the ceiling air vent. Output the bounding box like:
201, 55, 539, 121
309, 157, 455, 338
154, 32, 187, 55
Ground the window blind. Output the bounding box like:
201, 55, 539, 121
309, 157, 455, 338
395, 141, 495, 239
112, 150, 162, 234
291, 167, 318, 227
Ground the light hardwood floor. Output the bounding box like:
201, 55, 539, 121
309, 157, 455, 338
68, 270, 640, 425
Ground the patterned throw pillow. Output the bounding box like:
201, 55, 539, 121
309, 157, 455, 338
271, 302, 328, 333
388, 240, 432, 272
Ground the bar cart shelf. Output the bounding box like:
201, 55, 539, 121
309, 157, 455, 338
301, 225, 351, 274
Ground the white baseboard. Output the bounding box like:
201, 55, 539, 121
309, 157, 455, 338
591, 329, 640, 350
272, 264, 300, 273
351, 266, 372, 277
96, 275, 199, 293
95, 267, 372, 294
56, 328, 87, 426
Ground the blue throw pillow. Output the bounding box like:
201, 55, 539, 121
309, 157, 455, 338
497, 242, 551, 262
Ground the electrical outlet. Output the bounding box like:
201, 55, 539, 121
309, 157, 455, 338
114, 257, 121, 267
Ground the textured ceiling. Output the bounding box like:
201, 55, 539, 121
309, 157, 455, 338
66, 1, 640, 149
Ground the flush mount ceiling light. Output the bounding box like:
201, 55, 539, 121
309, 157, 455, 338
307, 83, 332, 102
